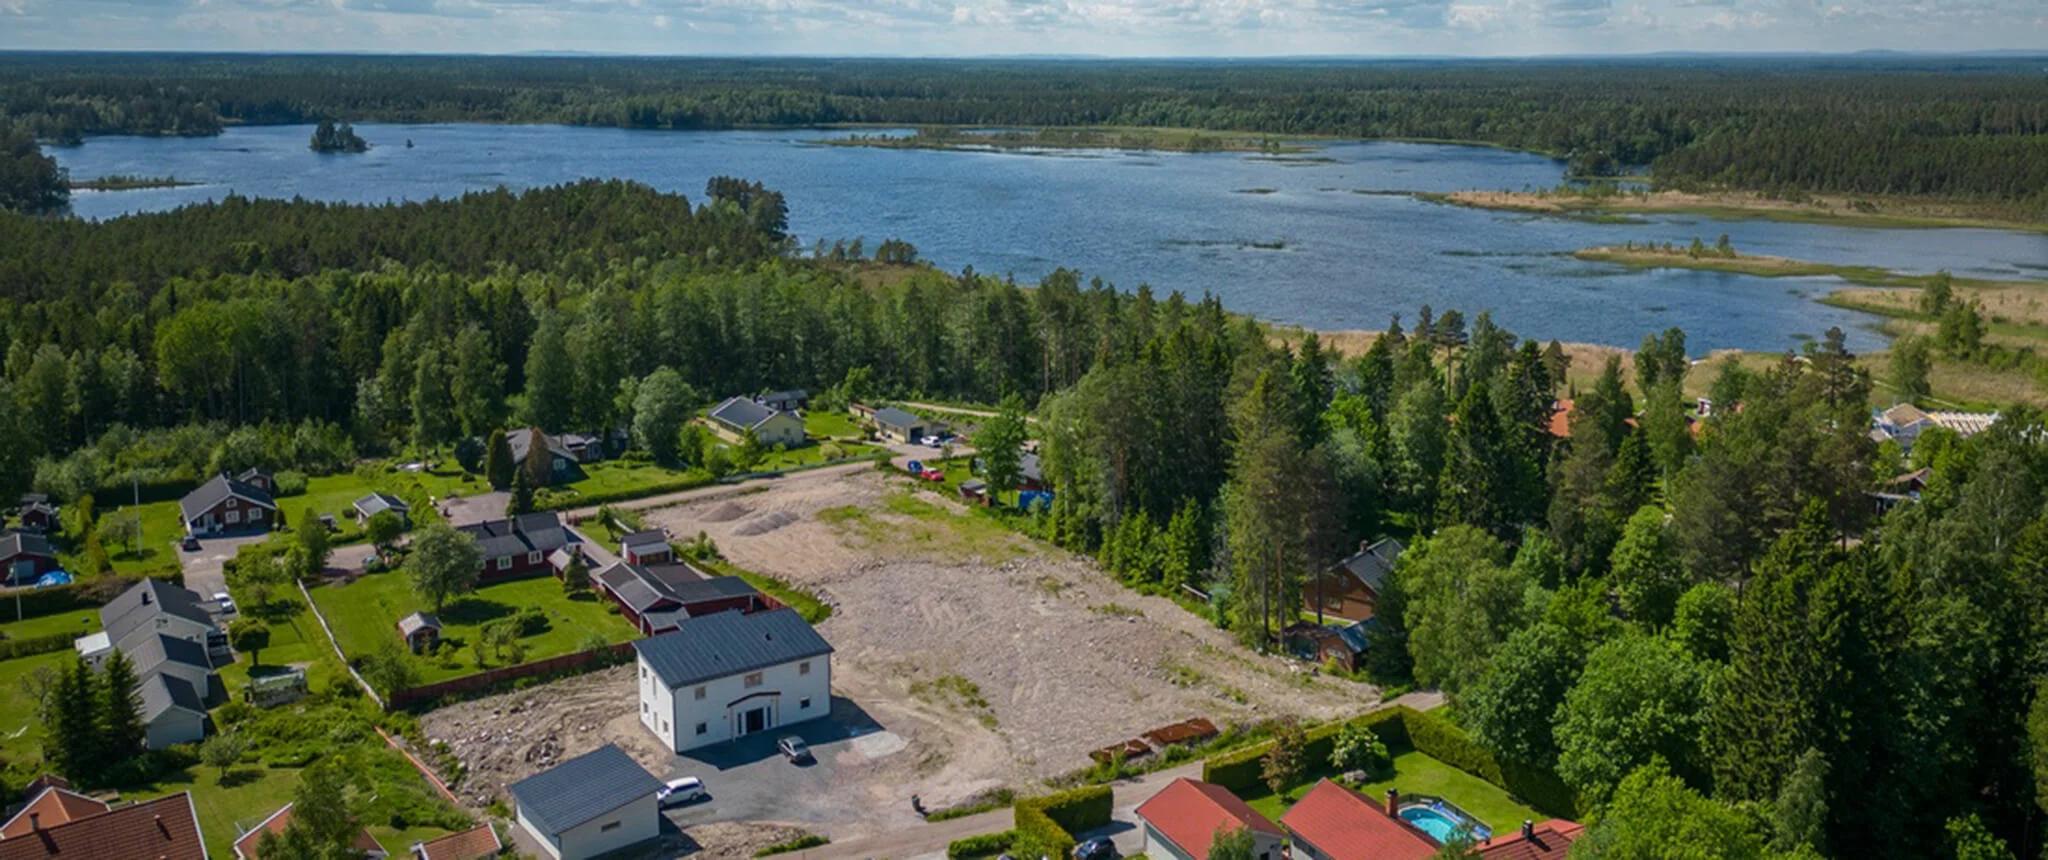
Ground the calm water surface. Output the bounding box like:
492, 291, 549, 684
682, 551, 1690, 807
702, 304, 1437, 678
54, 124, 2048, 352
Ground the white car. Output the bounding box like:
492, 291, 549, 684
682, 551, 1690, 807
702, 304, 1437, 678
657, 777, 706, 808
213, 592, 237, 615
920, 435, 942, 447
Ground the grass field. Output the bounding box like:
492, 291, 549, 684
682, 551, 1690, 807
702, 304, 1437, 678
0, 607, 99, 639
804, 410, 865, 439
137, 738, 458, 858
308, 571, 638, 685
818, 485, 1032, 564
215, 591, 350, 701
1242, 749, 1546, 833
0, 650, 71, 766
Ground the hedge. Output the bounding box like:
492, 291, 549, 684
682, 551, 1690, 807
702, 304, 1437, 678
1198, 705, 1576, 818
1012, 785, 1111, 858
0, 572, 177, 623
0, 631, 82, 660
947, 830, 1017, 859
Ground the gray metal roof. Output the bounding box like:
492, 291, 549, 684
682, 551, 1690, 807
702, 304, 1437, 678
872, 407, 923, 430
1334, 537, 1405, 594
633, 607, 832, 689
127, 633, 211, 676
620, 530, 669, 552
353, 492, 410, 517
138, 672, 204, 722
1020, 452, 1043, 483
178, 474, 277, 523
710, 396, 777, 431
101, 580, 216, 646
457, 512, 570, 560
506, 744, 662, 836
507, 427, 575, 467
398, 612, 441, 638
0, 530, 53, 559
668, 575, 761, 605
596, 563, 670, 613
758, 389, 808, 407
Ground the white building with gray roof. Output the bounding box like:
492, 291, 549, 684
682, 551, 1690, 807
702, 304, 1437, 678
634, 607, 833, 753
507, 743, 663, 860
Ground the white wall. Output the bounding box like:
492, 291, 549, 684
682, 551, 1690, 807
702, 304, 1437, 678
145, 708, 204, 750
516, 806, 562, 860
637, 655, 676, 750
646, 654, 831, 753
757, 413, 807, 448
554, 795, 659, 860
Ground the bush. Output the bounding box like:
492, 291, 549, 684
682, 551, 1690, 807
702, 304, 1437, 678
0, 631, 81, 660
755, 834, 829, 856
1013, 802, 1077, 860
947, 831, 1017, 859
273, 470, 308, 497
1404, 707, 1577, 818
1012, 784, 1111, 858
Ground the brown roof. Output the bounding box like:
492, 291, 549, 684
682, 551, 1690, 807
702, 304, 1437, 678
1280, 780, 1437, 860
1480, 820, 1585, 860
0, 793, 205, 860
1135, 778, 1283, 860
0, 788, 111, 839
233, 803, 386, 859
414, 823, 503, 860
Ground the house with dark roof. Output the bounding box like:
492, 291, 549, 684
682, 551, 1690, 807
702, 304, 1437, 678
0, 531, 58, 587
234, 468, 277, 495
411, 823, 503, 860
1478, 820, 1584, 860
138, 673, 208, 748
1306, 538, 1404, 624
80, 579, 227, 665
869, 406, 930, 443
756, 389, 809, 413
179, 473, 280, 536
634, 608, 832, 753
1282, 620, 1372, 673
0, 784, 109, 840
707, 397, 807, 448
233, 802, 387, 859
507, 744, 662, 860
0, 791, 206, 860
507, 428, 584, 485
618, 529, 673, 566
13, 495, 57, 533
596, 562, 768, 635
1280, 781, 1437, 860
125, 633, 220, 707
1135, 777, 1286, 860
457, 512, 575, 582
353, 492, 411, 527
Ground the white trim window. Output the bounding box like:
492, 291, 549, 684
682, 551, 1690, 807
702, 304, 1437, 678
527, 550, 542, 565
744, 672, 763, 688
497, 556, 512, 570
224, 510, 240, 525
248, 508, 264, 522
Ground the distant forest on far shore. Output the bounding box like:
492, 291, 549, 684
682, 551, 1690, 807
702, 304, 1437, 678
1, 52, 2045, 210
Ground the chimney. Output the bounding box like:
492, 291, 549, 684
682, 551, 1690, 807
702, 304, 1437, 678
1522, 820, 1535, 840
155, 814, 168, 837
28, 812, 39, 831
1384, 788, 1399, 817
1359, 540, 1369, 554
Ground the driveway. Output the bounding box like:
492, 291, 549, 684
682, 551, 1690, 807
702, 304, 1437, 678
660, 699, 914, 835
438, 491, 509, 527
174, 532, 272, 600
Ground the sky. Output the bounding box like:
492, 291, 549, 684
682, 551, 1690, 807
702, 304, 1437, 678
2, 0, 2043, 57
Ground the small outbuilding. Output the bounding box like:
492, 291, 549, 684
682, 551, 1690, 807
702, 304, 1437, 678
397, 612, 442, 653
353, 492, 411, 527
619, 530, 673, 566
870, 407, 929, 443
14, 494, 57, 533
507, 743, 663, 860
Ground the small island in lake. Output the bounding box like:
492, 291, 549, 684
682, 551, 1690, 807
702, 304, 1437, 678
67, 174, 198, 191
310, 120, 369, 153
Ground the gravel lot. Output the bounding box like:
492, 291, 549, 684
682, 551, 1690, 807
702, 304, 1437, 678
423, 468, 1377, 847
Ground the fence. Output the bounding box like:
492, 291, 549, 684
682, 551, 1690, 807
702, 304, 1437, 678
385, 641, 636, 711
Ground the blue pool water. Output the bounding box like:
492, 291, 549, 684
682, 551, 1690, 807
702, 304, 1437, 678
1401, 804, 1489, 843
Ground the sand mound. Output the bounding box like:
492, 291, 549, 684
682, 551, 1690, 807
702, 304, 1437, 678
733, 510, 797, 536
699, 500, 752, 522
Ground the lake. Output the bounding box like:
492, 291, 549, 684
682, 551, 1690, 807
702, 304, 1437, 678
53, 124, 2048, 352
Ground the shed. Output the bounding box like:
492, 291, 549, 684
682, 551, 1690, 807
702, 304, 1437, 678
870, 407, 928, 443
397, 612, 442, 653
353, 492, 411, 526
507, 744, 663, 860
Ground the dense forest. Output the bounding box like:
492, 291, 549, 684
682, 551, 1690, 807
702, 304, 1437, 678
2, 179, 2045, 857
1, 53, 2045, 208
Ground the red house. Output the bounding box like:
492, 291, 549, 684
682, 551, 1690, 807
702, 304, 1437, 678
0, 531, 59, 586
1478, 820, 1585, 860
1280, 781, 1437, 860
459, 512, 574, 582
14, 495, 57, 533
594, 561, 770, 635
619, 529, 674, 566
178, 474, 279, 536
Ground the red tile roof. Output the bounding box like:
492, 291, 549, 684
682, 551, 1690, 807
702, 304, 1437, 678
0, 793, 205, 860
0, 788, 111, 839
233, 803, 386, 859
1480, 820, 1585, 860
1279, 780, 1437, 860
1135, 778, 1282, 860
415, 823, 504, 860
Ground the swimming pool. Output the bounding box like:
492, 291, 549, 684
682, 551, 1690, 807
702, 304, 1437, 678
1400, 801, 1492, 844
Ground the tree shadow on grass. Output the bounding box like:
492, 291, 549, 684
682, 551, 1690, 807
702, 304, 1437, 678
437, 598, 512, 625
219, 767, 264, 788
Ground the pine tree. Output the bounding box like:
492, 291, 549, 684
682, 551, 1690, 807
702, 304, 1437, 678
46, 658, 101, 782
97, 650, 145, 764
484, 428, 513, 489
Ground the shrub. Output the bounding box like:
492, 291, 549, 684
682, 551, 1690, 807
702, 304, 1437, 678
1330, 723, 1392, 776
755, 834, 829, 856
947, 831, 1018, 859
1012, 784, 1111, 858
0, 632, 81, 660
273, 470, 308, 497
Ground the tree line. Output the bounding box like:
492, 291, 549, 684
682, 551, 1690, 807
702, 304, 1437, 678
2, 53, 2045, 208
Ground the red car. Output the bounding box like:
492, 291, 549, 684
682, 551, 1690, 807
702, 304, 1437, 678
920, 467, 945, 481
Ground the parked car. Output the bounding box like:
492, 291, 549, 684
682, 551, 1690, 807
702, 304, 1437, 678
920, 467, 945, 482
213, 592, 237, 615
656, 777, 705, 808
777, 736, 812, 763
920, 435, 942, 447
1073, 838, 1119, 860
180, 535, 201, 551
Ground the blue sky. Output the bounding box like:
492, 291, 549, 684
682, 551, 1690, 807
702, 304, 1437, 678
2, 0, 2042, 56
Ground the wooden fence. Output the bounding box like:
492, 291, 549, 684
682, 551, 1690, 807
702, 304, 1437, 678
385, 641, 635, 711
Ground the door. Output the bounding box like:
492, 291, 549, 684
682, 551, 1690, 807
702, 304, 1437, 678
744, 707, 768, 735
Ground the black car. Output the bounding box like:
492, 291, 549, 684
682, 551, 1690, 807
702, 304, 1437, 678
180, 535, 201, 552
1072, 838, 1118, 860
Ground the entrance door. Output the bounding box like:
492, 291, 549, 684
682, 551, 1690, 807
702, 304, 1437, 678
744, 707, 768, 735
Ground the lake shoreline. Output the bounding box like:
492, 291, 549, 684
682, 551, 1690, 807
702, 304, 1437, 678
1424, 189, 2048, 234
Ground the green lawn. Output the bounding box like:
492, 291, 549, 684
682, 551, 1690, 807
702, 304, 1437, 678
536, 460, 712, 510
694, 558, 832, 624
1243, 750, 1546, 834
0, 608, 99, 638
215, 593, 349, 701
0, 650, 71, 766
138, 741, 458, 858
100, 499, 186, 575
308, 571, 638, 685
804, 410, 865, 439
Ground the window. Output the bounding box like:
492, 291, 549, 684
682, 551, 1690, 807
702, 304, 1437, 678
600, 821, 621, 833
800, 697, 812, 710
248, 508, 263, 521
694, 686, 706, 700
695, 722, 707, 735
224, 510, 240, 525
528, 550, 542, 564
497, 556, 512, 570
661, 720, 667, 732
799, 661, 810, 676
226, 498, 237, 508
744, 672, 763, 688
640, 666, 646, 679
641, 702, 647, 713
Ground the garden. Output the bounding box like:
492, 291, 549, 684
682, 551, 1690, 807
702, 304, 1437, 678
307, 569, 639, 687
1241, 748, 1544, 832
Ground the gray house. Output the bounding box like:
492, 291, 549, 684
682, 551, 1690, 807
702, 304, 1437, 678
508, 744, 663, 860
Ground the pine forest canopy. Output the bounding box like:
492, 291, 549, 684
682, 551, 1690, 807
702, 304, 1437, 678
1, 52, 2046, 205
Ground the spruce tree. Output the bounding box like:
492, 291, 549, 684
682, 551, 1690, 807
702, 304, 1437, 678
97, 650, 146, 764
484, 428, 513, 489
46, 658, 101, 782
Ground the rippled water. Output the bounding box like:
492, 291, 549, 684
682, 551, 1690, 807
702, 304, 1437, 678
54, 124, 2048, 352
